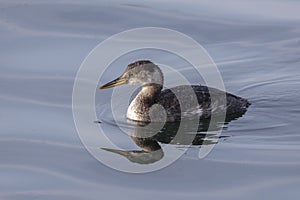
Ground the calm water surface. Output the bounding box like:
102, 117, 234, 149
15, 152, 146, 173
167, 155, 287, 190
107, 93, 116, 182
1, 0, 300, 199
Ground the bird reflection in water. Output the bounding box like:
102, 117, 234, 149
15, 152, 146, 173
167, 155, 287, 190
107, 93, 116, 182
101, 114, 244, 164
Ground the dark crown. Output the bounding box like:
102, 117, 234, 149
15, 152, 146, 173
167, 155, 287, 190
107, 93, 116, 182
126, 60, 153, 71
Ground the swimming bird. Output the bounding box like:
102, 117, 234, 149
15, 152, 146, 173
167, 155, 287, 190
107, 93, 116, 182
100, 60, 250, 122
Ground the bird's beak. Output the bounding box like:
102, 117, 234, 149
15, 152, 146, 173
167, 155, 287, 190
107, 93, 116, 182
99, 76, 127, 89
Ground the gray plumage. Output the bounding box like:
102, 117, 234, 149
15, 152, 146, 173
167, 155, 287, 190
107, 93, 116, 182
100, 60, 251, 122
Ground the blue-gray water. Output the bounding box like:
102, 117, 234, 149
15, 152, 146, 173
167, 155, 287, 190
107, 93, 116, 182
1, 0, 300, 199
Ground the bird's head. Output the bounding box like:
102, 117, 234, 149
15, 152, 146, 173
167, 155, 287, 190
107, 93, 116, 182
99, 60, 163, 89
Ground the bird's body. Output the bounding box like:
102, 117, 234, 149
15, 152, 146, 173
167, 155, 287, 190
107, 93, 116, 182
100, 60, 250, 122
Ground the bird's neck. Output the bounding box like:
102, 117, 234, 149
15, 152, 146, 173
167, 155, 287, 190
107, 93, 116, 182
126, 84, 162, 121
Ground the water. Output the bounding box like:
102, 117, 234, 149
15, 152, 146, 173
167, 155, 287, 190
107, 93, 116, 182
1, 0, 300, 199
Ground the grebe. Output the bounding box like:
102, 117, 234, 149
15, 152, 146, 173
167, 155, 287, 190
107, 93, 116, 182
100, 60, 250, 122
